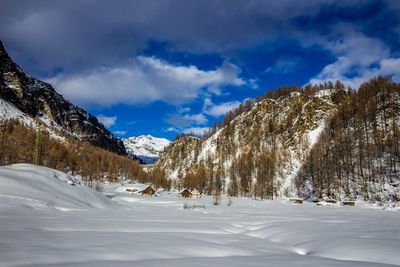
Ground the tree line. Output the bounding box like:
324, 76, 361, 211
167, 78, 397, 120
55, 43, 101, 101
296, 76, 399, 203
160, 77, 399, 203
0, 119, 171, 190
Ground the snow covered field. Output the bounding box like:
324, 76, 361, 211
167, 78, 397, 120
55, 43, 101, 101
1, 164, 400, 266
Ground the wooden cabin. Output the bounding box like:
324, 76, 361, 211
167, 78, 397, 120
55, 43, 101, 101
191, 189, 201, 198
122, 183, 156, 196
179, 188, 192, 198
141, 185, 156, 196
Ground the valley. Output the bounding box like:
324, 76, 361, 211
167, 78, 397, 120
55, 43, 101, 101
0, 164, 399, 267
1, 2, 400, 265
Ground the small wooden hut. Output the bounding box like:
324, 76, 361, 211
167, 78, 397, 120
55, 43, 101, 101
179, 188, 192, 198
123, 183, 156, 196
141, 185, 156, 196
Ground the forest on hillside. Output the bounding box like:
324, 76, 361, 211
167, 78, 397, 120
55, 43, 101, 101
0, 119, 171, 190
296, 77, 400, 203
158, 77, 400, 204
1, 77, 398, 205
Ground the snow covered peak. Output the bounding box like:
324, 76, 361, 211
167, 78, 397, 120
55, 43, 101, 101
123, 135, 171, 164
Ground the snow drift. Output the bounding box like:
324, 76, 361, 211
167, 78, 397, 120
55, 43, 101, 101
0, 164, 112, 210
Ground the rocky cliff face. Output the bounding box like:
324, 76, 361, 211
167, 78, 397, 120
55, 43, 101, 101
157, 135, 202, 177
0, 41, 126, 155
156, 91, 340, 197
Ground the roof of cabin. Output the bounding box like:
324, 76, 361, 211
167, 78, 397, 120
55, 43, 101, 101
179, 188, 191, 194
117, 183, 153, 192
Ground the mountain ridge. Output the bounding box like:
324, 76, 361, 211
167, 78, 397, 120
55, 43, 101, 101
156, 89, 339, 197
0, 40, 126, 155
155, 78, 400, 205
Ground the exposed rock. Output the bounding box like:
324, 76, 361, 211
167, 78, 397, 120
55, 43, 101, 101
0, 41, 126, 155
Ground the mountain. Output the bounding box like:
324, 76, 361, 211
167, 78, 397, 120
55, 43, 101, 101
0, 40, 126, 155
123, 135, 170, 164
156, 89, 339, 197
155, 78, 400, 204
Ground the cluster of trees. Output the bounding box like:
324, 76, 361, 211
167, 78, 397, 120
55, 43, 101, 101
168, 83, 332, 199
296, 77, 400, 202
0, 119, 171, 190
160, 77, 399, 204
173, 147, 277, 200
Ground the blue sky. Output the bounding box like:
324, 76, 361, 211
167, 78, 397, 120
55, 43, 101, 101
1, 0, 399, 140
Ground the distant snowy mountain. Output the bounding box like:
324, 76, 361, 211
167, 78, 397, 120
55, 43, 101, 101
123, 135, 170, 164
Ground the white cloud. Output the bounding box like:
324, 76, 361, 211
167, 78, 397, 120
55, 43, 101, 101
309, 32, 400, 88
165, 98, 245, 135
183, 127, 210, 136
166, 113, 208, 128
178, 107, 191, 114
96, 115, 116, 128
265, 57, 300, 74
47, 56, 245, 107
113, 130, 127, 136
165, 127, 179, 133
203, 100, 241, 117
380, 58, 400, 82
310, 56, 400, 89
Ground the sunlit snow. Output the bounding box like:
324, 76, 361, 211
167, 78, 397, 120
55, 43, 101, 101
0, 164, 399, 267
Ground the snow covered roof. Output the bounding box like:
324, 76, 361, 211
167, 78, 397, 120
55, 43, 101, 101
179, 188, 191, 194
117, 183, 153, 193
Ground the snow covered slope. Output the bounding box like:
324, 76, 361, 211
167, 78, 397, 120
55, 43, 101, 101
0, 164, 112, 210
1, 186, 400, 266
123, 135, 170, 164
0, 98, 33, 124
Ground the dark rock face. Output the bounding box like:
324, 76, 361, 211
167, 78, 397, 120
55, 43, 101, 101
0, 41, 126, 155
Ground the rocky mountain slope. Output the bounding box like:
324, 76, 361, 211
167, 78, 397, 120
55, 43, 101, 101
0, 41, 126, 155
156, 78, 400, 205
156, 89, 341, 198
123, 135, 170, 164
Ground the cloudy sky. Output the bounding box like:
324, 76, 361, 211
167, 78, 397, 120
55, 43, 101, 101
1, 0, 399, 139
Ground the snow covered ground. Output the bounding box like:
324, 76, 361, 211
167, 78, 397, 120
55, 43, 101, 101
0, 164, 400, 266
